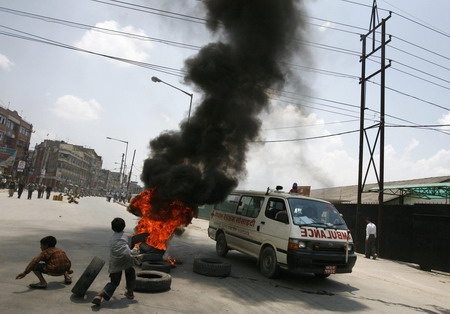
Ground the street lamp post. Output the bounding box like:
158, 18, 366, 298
151, 76, 193, 123
106, 136, 128, 190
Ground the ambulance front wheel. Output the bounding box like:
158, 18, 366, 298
260, 246, 280, 278
216, 232, 229, 257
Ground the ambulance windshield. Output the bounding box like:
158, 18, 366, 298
288, 198, 347, 229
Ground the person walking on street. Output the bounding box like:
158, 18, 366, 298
365, 217, 377, 259
8, 180, 16, 197
17, 181, 25, 199
45, 185, 52, 199
92, 217, 135, 306
27, 183, 35, 200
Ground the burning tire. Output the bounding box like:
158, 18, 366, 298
135, 270, 172, 293
142, 253, 164, 262
259, 246, 280, 278
141, 261, 171, 273
71, 256, 105, 297
216, 232, 229, 257
193, 258, 231, 277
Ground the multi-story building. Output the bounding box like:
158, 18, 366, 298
32, 140, 103, 194
0, 106, 33, 179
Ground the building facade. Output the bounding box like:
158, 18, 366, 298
0, 106, 33, 179
31, 140, 104, 194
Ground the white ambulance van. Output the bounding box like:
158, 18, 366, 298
208, 188, 357, 278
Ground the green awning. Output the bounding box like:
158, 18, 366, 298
365, 183, 450, 199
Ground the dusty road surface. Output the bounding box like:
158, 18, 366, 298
1, 192, 449, 313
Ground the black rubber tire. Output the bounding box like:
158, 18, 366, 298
141, 261, 171, 273
193, 258, 231, 277
134, 271, 172, 293
259, 246, 280, 279
216, 233, 229, 257
71, 256, 105, 297
314, 273, 331, 279
142, 253, 164, 262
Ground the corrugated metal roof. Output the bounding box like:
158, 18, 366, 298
310, 176, 450, 204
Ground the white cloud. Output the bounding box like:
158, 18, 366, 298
405, 138, 419, 153
383, 144, 450, 181
319, 21, 334, 32
52, 95, 101, 121
0, 53, 14, 71
438, 111, 450, 131
74, 20, 153, 64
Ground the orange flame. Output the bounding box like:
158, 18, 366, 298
128, 188, 195, 251
166, 256, 176, 266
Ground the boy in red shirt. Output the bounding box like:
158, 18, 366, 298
16, 236, 73, 289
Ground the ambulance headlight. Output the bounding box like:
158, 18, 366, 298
288, 238, 307, 249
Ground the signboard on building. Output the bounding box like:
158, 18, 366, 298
297, 186, 311, 197
0, 147, 17, 167
17, 160, 26, 172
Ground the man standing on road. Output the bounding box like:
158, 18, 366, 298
365, 217, 377, 259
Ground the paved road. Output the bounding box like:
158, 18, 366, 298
1, 191, 449, 313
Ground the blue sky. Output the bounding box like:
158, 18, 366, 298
0, 0, 449, 190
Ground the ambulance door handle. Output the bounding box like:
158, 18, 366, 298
261, 221, 265, 225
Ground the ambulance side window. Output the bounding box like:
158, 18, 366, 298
236, 196, 264, 218
265, 198, 286, 221
215, 194, 240, 213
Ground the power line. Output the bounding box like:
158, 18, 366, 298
90, 0, 205, 24
368, 80, 450, 112
393, 12, 450, 39
0, 25, 186, 77
0, 6, 202, 51
338, 0, 450, 39
262, 119, 360, 131
250, 129, 360, 143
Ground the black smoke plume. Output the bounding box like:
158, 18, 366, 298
142, 0, 305, 211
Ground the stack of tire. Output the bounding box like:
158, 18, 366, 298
135, 251, 172, 293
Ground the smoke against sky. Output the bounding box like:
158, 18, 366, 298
141, 0, 307, 208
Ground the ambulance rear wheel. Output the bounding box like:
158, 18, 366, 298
216, 232, 229, 257
260, 246, 280, 278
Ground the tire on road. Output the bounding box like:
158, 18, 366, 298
193, 258, 231, 277
141, 261, 172, 273
134, 270, 172, 293
142, 253, 164, 262
259, 246, 280, 279
216, 232, 229, 257
71, 256, 105, 297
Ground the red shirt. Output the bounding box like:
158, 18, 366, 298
25, 247, 71, 276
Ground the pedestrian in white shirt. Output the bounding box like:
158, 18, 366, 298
365, 217, 377, 259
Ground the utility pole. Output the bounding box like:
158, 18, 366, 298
127, 149, 136, 192
357, 0, 391, 255
119, 153, 124, 188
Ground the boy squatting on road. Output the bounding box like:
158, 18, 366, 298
16, 236, 73, 289
92, 217, 136, 306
